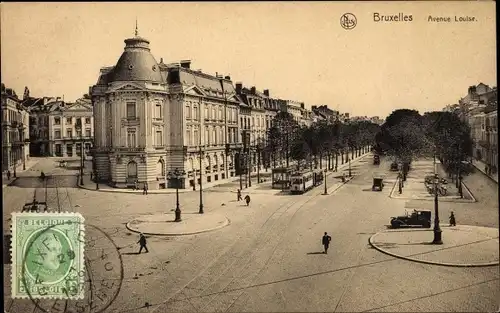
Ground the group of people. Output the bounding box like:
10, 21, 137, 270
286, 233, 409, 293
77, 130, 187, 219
134, 180, 149, 195
236, 189, 251, 206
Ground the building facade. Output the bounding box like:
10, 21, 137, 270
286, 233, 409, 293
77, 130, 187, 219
48, 99, 94, 157
90, 30, 241, 189
25, 97, 94, 157
1, 83, 30, 173
280, 100, 306, 125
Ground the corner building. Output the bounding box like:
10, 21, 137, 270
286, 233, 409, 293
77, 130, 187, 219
90, 31, 241, 189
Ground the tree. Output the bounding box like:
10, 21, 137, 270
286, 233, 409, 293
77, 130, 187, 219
266, 112, 300, 168
422, 111, 473, 176
289, 126, 311, 170
382, 115, 430, 165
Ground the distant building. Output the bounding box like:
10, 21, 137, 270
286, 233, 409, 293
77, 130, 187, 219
1, 83, 30, 173
281, 100, 306, 125
311, 105, 338, 123
24, 97, 93, 157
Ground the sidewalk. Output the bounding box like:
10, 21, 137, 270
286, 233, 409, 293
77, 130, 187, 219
126, 211, 230, 236
369, 225, 499, 267
78, 149, 372, 195
2, 158, 40, 188
389, 159, 476, 203
472, 158, 498, 183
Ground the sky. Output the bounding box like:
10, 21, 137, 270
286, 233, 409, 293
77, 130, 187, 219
1, 2, 496, 118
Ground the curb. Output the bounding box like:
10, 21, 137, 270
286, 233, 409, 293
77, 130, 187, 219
389, 175, 400, 199
368, 231, 499, 268
460, 180, 477, 203
472, 162, 498, 184
389, 178, 476, 203
78, 185, 192, 194
77, 151, 372, 195
125, 217, 230, 236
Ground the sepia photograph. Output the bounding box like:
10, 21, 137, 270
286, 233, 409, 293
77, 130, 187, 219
1, 2, 498, 312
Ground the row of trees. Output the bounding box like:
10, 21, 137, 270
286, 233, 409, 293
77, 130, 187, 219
264, 112, 381, 170
374, 109, 474, 178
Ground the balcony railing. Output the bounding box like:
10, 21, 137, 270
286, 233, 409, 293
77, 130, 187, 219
112, 147, 146, 152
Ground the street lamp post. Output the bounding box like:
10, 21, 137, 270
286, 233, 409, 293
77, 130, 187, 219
348, 155, 352, 177
167, 168, 186, 222
432, 173, 443, 244
323, 169, 327, 195
76, 125, 84, 186
248, 149, 252, 187
257, 144, 261, 184
199, 146, 204, 214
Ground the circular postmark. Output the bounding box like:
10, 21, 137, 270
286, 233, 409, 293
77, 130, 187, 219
340, 13, 357, 30
16, 223, 123, 313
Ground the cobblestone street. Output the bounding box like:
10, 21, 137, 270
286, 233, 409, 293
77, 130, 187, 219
3, 154, 498, 312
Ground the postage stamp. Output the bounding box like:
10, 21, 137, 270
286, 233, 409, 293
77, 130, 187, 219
11, 212, 85, 300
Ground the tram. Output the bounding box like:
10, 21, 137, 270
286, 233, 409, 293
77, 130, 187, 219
290, 169, 324, 194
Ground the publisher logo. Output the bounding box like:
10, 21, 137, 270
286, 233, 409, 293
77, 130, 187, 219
341, 13, 357, 30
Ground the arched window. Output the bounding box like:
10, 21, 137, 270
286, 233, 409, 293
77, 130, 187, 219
156, 159, 165, 177
127, 161, 137, 180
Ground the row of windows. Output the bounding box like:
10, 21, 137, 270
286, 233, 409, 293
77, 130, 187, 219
54, 143, 92, 157
54, 129, 92, 139
240, 115, 273, 129
3, 109, 24, 124
54, 117, 91, 125
185, 104, 238, 123
185, 127, 240, 146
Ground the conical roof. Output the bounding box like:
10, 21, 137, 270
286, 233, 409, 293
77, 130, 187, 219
110, 32, 163, 83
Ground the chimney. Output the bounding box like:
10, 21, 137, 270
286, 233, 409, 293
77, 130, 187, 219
251, 86, 256, 94
180, 60, 191, 69
235, 82, 243, 94
263, 89, 269, 97
300, 103, 305, 109
56, 97, 61, 102
225, 75, 231, 80
312, 105, 317, 110
160, 58, 164, 64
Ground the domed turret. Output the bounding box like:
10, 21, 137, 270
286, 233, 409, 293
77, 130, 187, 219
110, 25, 163, 83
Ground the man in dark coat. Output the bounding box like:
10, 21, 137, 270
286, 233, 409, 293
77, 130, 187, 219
449, 211, 456, 226
244, 195, 251, 206
7, 170, 11, 180
322, 232, 332, 254
138, 233, 149, 254
237, 189, 242, 201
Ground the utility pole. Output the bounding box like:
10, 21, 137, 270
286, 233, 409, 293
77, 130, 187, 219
199, 145, 204, 214
219, 78, 229, 180
257, 143, 261, 183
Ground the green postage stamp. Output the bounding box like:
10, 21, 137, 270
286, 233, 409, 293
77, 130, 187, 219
11, 212, 85, 299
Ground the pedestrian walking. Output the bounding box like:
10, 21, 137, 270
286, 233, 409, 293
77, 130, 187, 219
6, 170, 11, 180
449, 211, 456, 227
143, 183, 148, 195
322, 232, 332, 254
137, 233, 149, 254
237, 189, 242, 201
134, 180, 139, 190
244, 194, 251, 206
90, 171, 93, 181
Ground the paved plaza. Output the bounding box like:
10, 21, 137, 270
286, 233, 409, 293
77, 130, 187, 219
3, 154, 499, 312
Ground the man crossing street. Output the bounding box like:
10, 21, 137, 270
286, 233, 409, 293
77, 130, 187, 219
138, 233, 149, 254
322, 232, 332, 254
